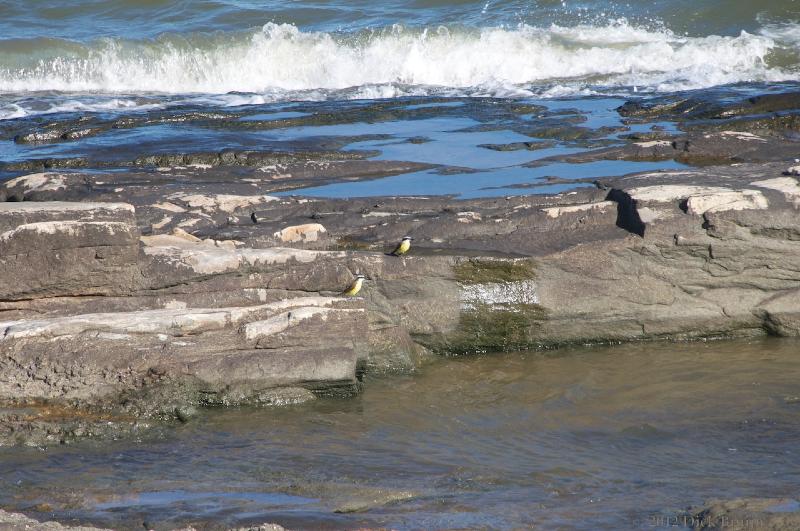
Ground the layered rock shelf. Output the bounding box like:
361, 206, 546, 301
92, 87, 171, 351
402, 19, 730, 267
2, 101, 800, 446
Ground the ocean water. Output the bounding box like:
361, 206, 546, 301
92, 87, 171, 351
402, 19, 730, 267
1, 0, 799, 116
1, 1, 799, 194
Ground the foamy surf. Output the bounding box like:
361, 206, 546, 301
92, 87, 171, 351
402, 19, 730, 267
0, 21, 794, 99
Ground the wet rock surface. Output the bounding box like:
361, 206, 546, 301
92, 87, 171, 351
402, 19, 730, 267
547, 90, 800, 166
1, 89, 800, 449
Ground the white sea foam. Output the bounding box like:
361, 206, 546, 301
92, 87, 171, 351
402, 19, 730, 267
0, 21, 797, 117
0, 98, 165, 120
760, 23, 800, 45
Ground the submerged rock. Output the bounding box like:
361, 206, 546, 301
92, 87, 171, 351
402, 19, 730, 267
691, 498, 800, 530
333, 489, 417, 513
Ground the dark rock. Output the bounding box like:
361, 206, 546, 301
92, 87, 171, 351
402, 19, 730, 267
618, 91, 800, 137
478, 140, 557, 151
542, 130, 800, 166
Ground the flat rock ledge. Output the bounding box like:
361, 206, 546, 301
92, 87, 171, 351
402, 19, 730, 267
0, 509, 285, 531
2, 162, 800, 445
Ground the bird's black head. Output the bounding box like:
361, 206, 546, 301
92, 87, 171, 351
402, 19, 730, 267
402, 236, 413, 241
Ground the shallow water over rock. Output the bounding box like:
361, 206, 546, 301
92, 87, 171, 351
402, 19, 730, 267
3, 337, 800, 529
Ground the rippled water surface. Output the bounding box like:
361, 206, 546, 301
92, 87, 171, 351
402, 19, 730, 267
1, 0, 798, 194
3, 338, 800, 529
1, 0, 799, 118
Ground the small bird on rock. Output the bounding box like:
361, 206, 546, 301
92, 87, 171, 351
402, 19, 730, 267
388, 236, 413, 256
250, 212, 258, 224
342, 274, 366, 297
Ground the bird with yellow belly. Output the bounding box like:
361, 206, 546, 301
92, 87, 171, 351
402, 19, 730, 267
388, 236, 413, 256
342, 274, 366, 297
340, 236, 413, 297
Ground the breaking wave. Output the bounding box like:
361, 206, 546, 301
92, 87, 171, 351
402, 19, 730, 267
0, 21, 795, 96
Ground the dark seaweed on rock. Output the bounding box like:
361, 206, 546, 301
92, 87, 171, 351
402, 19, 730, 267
454, 258, 538, 284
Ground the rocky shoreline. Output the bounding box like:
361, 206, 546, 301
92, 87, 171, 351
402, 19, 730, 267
2, 92, 800, 449
1, 90, 800, 530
